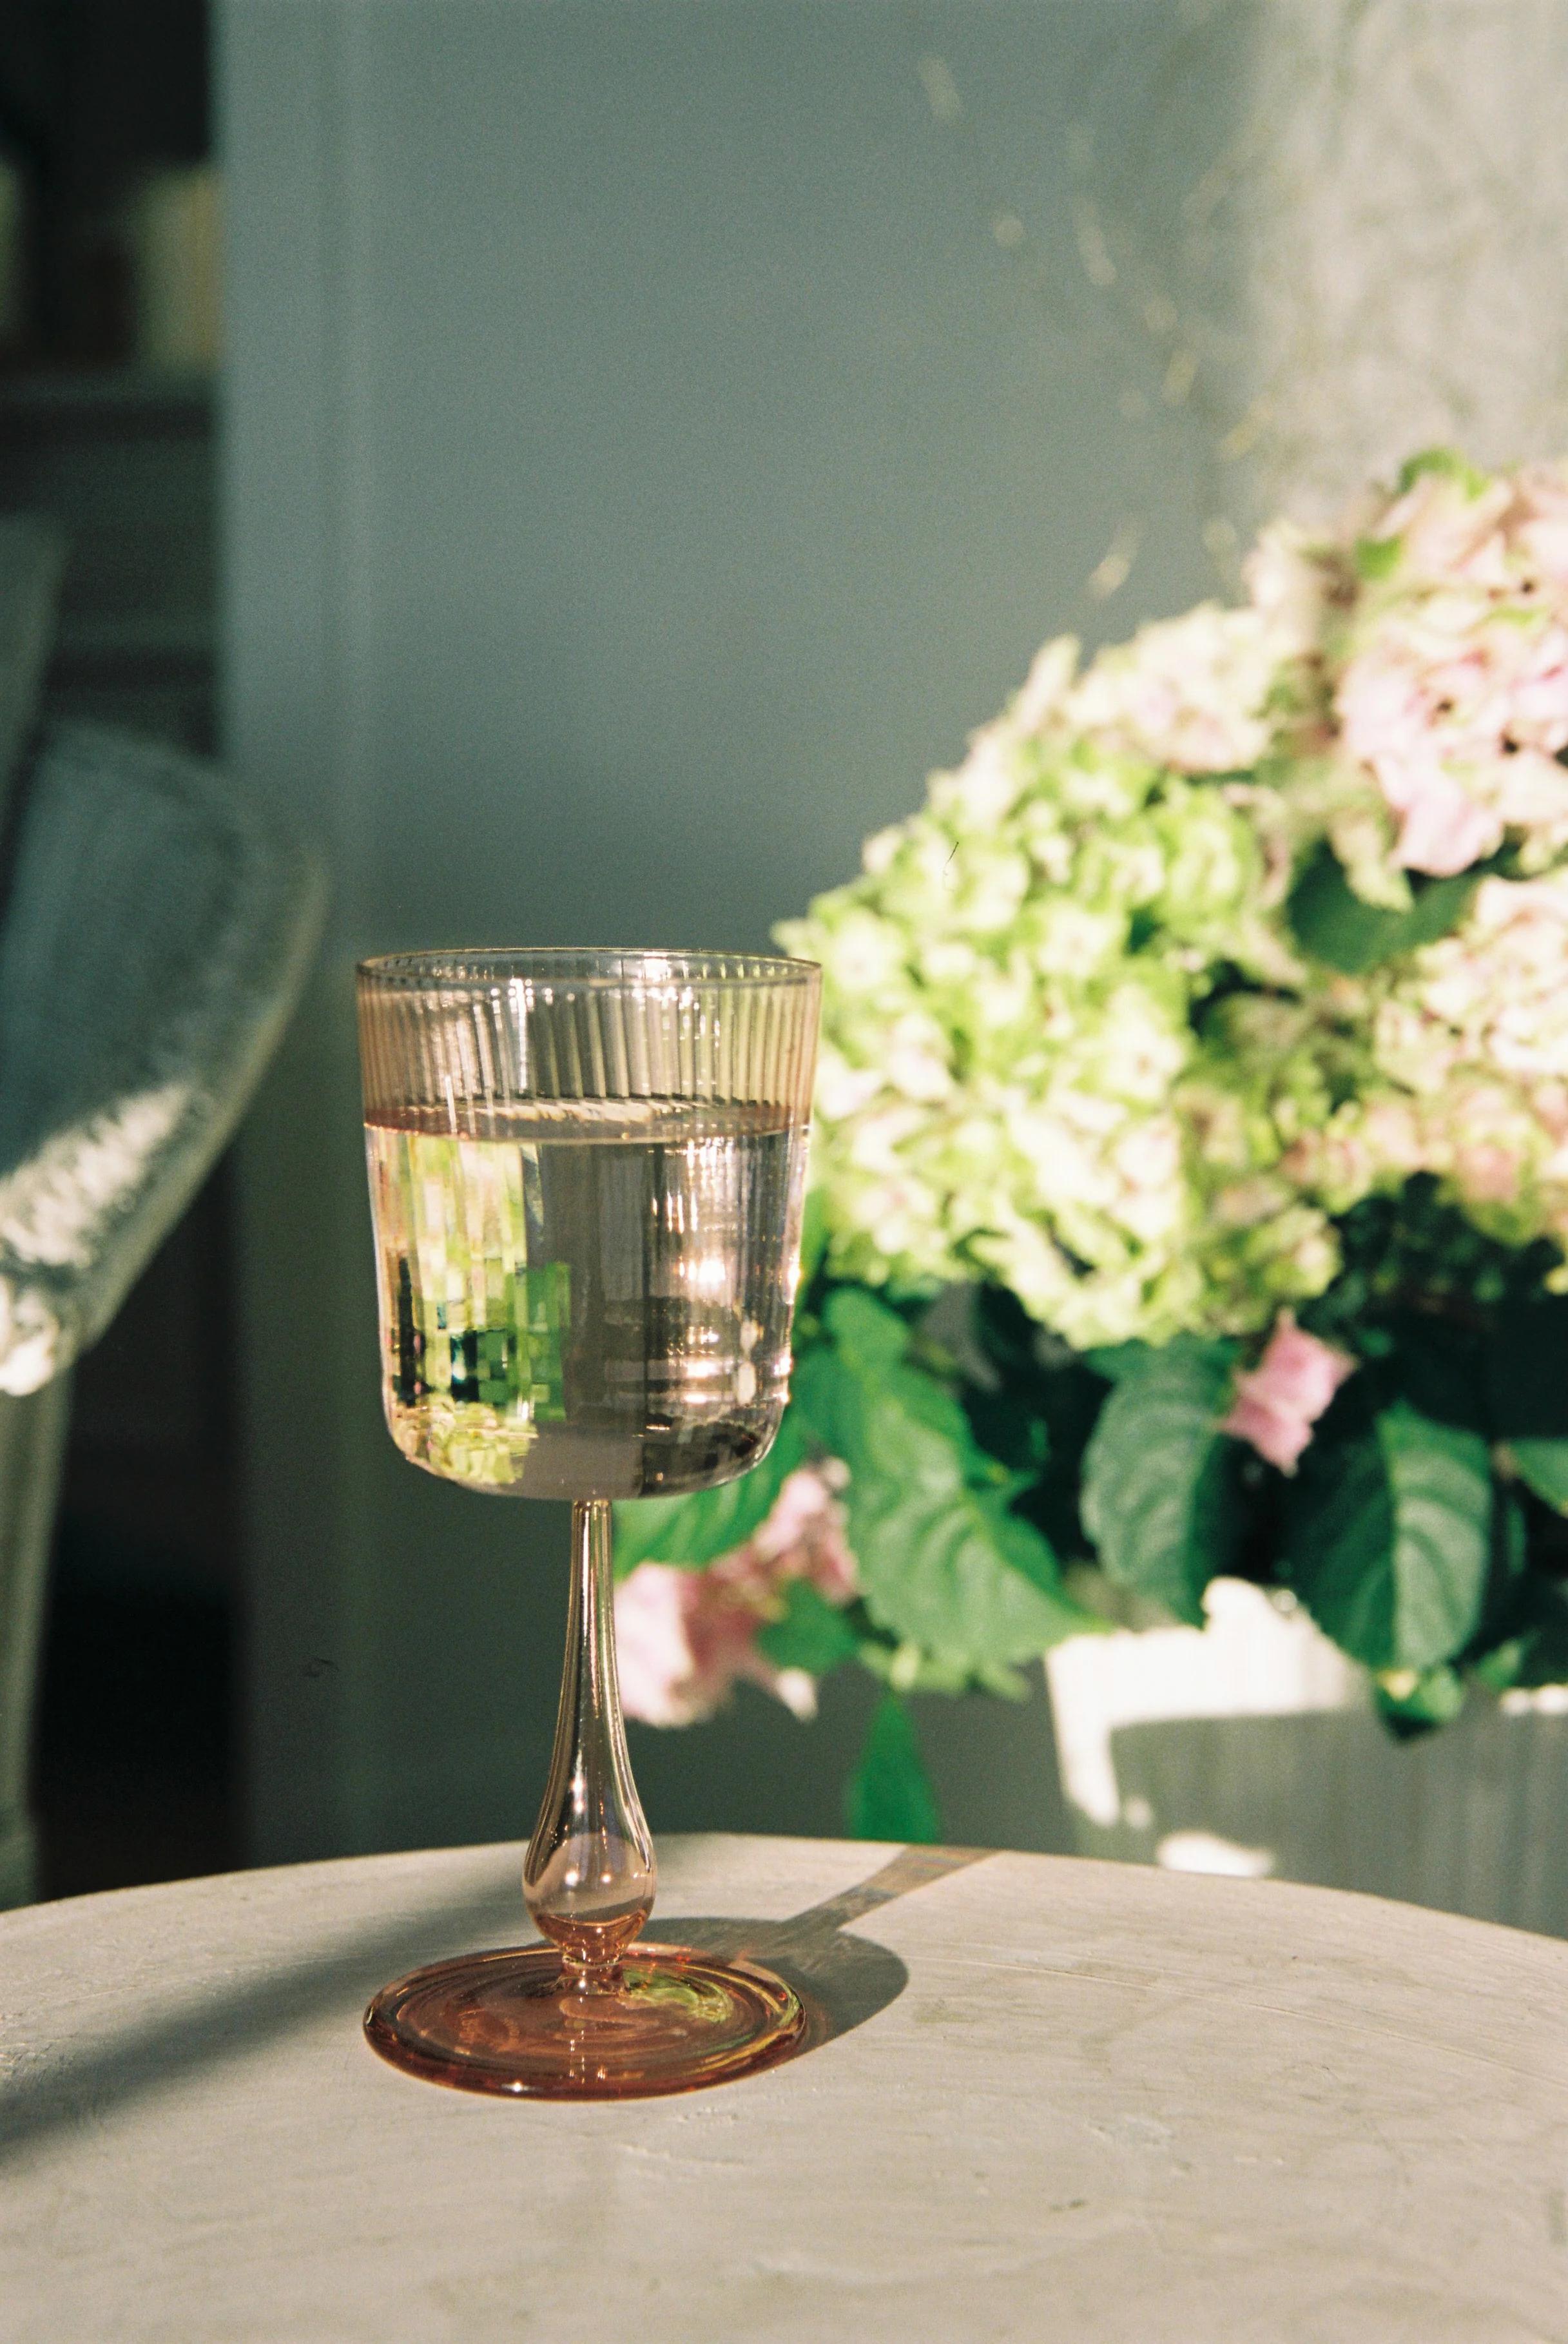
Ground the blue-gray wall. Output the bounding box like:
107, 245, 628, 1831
220, 0, 1248, 1863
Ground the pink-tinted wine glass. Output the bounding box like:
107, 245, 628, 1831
355, 947, 819, 2097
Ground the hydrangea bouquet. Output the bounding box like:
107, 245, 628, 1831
616, 452, 1568, 1835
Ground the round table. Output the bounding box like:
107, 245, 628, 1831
2, 1834, 1566, 2341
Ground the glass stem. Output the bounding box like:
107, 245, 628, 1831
523, 1498, 655, 1992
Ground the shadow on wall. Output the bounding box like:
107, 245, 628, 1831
224, 0, 1260, 1867
1069, 1703, 1568, 1937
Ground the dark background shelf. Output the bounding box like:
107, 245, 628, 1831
1, 1, 234, 1900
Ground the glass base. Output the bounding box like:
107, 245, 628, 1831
363, 1943, 807, 2099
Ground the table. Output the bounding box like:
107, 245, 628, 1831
3, 1834, 1567, 2342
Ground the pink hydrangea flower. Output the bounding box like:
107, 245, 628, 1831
1219, 1312, 1356, 1475
1243, 519, 1332, 655
1509, 464, 1568, 586
1336, 608, 1568, 875
1369, 470, 1515, 587
1065, 605, 1277, 775
614, 1463, 858, 1729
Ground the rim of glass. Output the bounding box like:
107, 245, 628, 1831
357, 947, 820, 989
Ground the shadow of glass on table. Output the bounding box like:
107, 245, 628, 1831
0, 1845, 992, 2162
670, 1844, 992, 2057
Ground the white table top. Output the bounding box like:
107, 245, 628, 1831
2, 1832, 1566, 2343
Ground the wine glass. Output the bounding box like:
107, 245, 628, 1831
354, 947, 820, 2097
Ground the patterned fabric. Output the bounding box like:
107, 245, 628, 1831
0, 724, 324, 1393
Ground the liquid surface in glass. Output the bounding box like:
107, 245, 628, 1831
365, 1099, 808, 1500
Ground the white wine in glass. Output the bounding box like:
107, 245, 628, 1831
356, 950, 820, 2098
365, 1098, 803, 1499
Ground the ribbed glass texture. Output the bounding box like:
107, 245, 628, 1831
358, 948, 819, 1129
356, 949, 821, 1504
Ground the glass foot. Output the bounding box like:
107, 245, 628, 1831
363, 1943, 807, 2099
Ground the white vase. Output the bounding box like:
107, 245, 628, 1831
1045, 1576, 1568, 1936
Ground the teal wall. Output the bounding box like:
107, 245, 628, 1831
220, 0, 1248, 1863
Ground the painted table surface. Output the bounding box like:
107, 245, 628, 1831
2, 1834, 1566, 2344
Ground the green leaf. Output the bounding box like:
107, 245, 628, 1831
1353, 533, 1402, 583
1470, 1638, 1527, 1694
754, 1580, 861, 1675
1080, 1339, 1241, 1627
1374, 1664, 1467, 1739
795, 1338, 1092, 1669
792, 1324, 970, 1480
791, 1290, 1096, 1671
1081, 1342, 1152, 1384
965, 1293, 1110, 1565
858, 1482, 1090, 1663
845, 1694, 940, 1843
820, 1283, 913, 1371
1510, 1438, 1568, 1512
969, 1285, 1112, 1562
1281, 1400, 1494, 1671
1396, 446, 1491, 498
797, 1187, 831, 1294
860, 1642, 979, 1698
1288, 842, 1480, 976
612, 1411, 807, 1575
